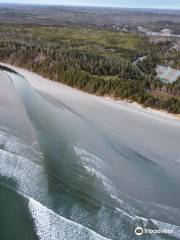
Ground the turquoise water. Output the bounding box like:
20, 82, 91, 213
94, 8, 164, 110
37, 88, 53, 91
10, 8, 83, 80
0, 69, 180, 239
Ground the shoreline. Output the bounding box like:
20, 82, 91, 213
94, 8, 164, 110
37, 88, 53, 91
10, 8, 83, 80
1, 62, 180, 231
0, 62, 179, 122
104, 96, 180, 121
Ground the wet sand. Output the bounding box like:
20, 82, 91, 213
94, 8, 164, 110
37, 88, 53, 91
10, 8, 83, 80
1, 64, 180, 239
0, 70, 37, 145
1, 63, 180, 161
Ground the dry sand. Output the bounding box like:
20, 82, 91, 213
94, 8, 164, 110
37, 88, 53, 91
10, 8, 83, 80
0, 62, 179, 123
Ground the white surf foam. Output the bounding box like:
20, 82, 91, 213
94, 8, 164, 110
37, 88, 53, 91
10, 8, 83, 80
73, 146, 180, 238
74, 147, 117, 196
0, 146, 49, 203
1, 137, 180, 239
28, 197, 109, 240
0, 131, 41, 161
74, 147, 105, 168
152, 219, 180, 239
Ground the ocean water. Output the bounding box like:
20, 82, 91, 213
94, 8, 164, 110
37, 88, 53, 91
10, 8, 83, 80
0, 69, 180, 239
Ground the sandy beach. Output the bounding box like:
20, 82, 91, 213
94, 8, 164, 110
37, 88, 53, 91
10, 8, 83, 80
0, 68, 37, 145
1, 62, 180, 239
1, 62, 180, 169
0, 62, 180, 122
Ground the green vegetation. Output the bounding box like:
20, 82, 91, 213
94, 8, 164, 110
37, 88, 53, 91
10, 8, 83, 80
0, 24, 180, 113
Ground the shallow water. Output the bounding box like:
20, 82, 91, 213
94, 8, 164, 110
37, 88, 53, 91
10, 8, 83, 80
0, 69, 180, 239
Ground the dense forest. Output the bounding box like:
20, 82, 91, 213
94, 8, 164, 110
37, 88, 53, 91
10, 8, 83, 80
0, 24, 180, 113
0, 4, 180, 33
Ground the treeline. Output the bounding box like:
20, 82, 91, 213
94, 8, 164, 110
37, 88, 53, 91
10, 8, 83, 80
0, 25, 179, 113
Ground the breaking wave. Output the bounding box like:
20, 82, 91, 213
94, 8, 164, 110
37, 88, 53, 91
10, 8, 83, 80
1, 69, 180, 240
1, 118, 180, 240
28, 197, 109, 240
